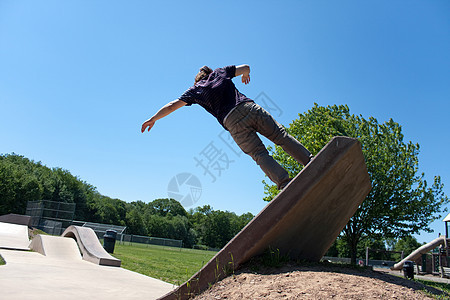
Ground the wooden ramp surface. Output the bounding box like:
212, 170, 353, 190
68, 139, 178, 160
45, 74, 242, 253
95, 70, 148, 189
159, 136, 372, 300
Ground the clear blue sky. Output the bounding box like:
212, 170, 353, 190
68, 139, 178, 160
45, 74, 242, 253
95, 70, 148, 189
1, 1, 449, 244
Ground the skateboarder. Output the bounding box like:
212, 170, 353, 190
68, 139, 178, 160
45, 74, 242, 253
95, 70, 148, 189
141, 64, 313, 189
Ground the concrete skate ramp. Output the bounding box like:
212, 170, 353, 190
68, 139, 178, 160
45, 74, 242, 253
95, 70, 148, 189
0, 222, 30, 251
29, 234, 82, 260
62, 225, 121, 267
159, 136, 371, 300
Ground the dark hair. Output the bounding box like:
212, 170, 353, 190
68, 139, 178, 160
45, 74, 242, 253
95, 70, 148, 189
194, 66, 213, 84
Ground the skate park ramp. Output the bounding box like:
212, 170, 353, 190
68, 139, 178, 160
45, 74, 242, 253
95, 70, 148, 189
159, 136, 372, 300
0, 221, 30, 251
62, 225, 121, 266
29, 234, 82, 260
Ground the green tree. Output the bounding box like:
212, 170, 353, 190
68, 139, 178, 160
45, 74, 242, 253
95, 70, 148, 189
0, 156, 41, 214
264, 104, 448, 264
89, 195, 126, 225
188, 206, 253, 249
393, 236, 423, 261
168, 215, 195, 247
48, 168, 89, 220
208, 210, 233, 248
148, 198, 187, 217
0, 153, 90, 219
233, 212, 254, 233
145, 214, 169, 238
125, 206, 147, 236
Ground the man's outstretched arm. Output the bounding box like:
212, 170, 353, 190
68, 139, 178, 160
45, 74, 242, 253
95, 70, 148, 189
235, 64, 250, 85
141, 99, 187, 133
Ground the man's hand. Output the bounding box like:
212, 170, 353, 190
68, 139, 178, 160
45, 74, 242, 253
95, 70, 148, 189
141, 118, 156, 133
235, 64, 251, 85
241, 73, 250, 85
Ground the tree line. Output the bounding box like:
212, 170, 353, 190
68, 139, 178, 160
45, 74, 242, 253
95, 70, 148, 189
0, 153, 253, 248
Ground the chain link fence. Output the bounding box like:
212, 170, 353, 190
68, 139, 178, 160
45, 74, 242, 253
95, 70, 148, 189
26, 200, 75, 235
120, 234, 183, 249
72, 220, 183, 249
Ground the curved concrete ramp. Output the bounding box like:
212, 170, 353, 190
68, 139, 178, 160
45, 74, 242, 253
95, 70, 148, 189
0, 222, 30, 251
29, 234, 82, 260
62, 225, 121, 267
159, 136, 371, 300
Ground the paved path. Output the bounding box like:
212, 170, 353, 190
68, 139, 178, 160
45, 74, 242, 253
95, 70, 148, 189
376, 268, 450, 285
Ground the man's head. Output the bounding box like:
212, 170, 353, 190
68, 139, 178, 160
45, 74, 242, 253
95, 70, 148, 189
195, 66, 213, 84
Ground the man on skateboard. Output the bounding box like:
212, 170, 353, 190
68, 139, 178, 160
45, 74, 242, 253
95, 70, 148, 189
141, 64, 312, 189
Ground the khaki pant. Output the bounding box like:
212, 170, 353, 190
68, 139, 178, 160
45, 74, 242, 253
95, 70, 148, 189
223, 102, 311, 189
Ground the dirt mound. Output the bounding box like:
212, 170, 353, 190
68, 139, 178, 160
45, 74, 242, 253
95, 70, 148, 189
194, 263, 447, 299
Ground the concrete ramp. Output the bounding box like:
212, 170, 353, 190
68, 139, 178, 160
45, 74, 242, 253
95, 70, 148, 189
0, 222, 30, 251
62, 225, 121, 267
159, 136, 372, 300
29, 235, 82, 260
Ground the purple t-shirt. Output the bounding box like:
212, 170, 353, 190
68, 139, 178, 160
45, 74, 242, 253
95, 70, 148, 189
178, 65, 253, 128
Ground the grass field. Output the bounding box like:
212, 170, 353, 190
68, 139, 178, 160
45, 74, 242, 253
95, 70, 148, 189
113, 242, 217, 285
414, 279, 450, 299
